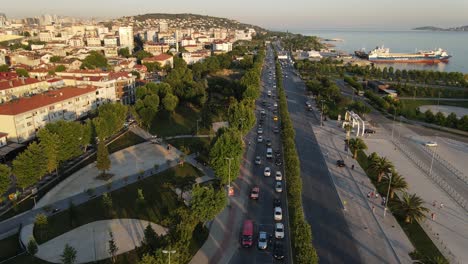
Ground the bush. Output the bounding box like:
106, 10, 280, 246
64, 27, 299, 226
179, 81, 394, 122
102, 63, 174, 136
274, 48, 318, 263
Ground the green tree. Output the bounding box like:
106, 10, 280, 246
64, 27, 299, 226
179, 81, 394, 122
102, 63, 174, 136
96, 141, 111, 175
381, 170, 408, 199
118, 47, 131, 58
434, 112, 446, 126
457, 115, 468, 131
191, 185, 226, 222
13, 142, 47, 189
93, 103, 127, 140
43, 120, 85, 162
0, 64, 10, 72
369, 156, 393, 183
424, 109, 435, 123
135, 50, 153, 61
0, 164, 12, 196
228, 100, 256, 134
348, 138, 367, 159
50, 56, 62, 63
15, 68, 29, 77
102, 192, 113, 211
141, 223, 160, 254
35, 213, 48, 240
108, 230, 118, 263
445, 112, 458, 128
55, 65, 66, 72
27, 237, 38, 256
209, 129, 243, 184
60, 243, 77, 264
392, 192, 429, 223
81, 51, 108, 69
37, 129, 60, 175
162, 93, 179, 112
138, 254, 164, 264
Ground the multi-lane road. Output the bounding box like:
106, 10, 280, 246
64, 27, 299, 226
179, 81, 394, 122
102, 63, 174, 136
275, 43, 363, 264
229, 46, 292, 264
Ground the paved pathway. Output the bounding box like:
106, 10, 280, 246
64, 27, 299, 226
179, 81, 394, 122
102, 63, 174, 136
310, 110, 414, 264
36, 142, 179, 208
21, 219, 167, 264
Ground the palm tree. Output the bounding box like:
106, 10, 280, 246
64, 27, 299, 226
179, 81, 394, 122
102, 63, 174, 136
392, 192, 429, 223
369, 156, 393, 182
348, 138, 367, 159
381, 170, 408, 199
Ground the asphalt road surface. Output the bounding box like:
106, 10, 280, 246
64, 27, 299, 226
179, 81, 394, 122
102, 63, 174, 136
229, 47, 291, 264
277, 47, 362, 263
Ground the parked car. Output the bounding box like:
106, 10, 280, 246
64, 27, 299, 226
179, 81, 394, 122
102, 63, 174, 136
264, 167, 271, 177
258, 231, 268, 250
364, 128, 376, 134
273, 199, 281, 208
275, 158, 283, 166
275, 181, 283, 193
250, 187, 259, 200
273, 241, 285, 260
273, 127, 279, 134
255, 156, 261, 165
337, 160, 346, 167
275, 223, 285, 239
266, 139, 272, 147
274, 207, 283, 221
275, 171, 283, 181
424, 141, 438, 147
257, 135, 263, 143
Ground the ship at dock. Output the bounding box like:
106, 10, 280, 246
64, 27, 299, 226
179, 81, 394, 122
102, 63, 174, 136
366, 46, 451, 63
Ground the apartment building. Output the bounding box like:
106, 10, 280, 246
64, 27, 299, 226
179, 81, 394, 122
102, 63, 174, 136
0, 77, 49, 103
143, 42, 170, 56
0, 86, 98, 143
118, 26, 134, 51
141, 54, 174, 68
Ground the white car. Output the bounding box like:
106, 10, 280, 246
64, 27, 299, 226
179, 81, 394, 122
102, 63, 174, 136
255, 156, 262, 165
257, 135, 263, 143
274, 207, 283, 221
424, 141, 438, 147
275, 181, 283, 193
275, 171, 283, 181
275, 223, 285, 239
258, 128, 263, 134
264, 167, 271, 177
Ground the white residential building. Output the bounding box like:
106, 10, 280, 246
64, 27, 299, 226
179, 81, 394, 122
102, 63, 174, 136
0, 86, 99, 143
119, 26, 134, 51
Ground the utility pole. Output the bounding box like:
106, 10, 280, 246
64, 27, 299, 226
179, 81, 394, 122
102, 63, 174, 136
225, 157, 233, 206
162, 250, 176, 264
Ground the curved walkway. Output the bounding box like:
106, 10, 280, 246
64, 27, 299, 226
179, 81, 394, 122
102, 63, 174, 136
21, 219, 167, 264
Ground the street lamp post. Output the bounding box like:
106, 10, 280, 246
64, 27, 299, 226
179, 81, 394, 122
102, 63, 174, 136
429, 135, 438, 177
225, 157, 233, 206
384, 172, 393, 217
162, 250, 176, 264
391, 108, 396, 140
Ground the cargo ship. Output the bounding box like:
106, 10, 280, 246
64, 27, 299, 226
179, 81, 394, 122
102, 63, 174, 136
367, 46, 451, 63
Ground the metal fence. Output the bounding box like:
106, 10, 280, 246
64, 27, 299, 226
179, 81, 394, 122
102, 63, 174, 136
420, 145, 468, 185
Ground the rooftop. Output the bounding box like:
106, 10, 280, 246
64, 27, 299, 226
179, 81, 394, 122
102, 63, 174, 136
0, 86, 97, 116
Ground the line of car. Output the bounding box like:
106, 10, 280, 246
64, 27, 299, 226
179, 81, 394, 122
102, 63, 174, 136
241, 52, 286, 261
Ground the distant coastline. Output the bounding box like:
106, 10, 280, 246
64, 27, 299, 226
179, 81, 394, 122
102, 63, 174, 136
413, 25, 468, 32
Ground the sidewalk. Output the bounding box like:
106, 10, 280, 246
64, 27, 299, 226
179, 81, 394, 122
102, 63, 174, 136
364, 138, 467, 263
310, 105, 413, 264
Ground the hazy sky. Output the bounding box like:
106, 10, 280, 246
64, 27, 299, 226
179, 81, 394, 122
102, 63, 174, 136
2, 0, 467, 30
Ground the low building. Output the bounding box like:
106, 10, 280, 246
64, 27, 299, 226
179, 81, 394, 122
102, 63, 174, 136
104, 35, 118, 47
141, 54, 174, 68
0, 86, 98, 143
212, 41, 232, 53
143, 42, 170, 56
86, 37, 102, 47
182, 50, 210, 65
0, 77, 49, 103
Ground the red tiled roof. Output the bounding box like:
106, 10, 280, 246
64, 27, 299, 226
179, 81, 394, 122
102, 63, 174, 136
47, 78, 64, 83
0, 72, 18, 80
143, 54, 172, 62
0, 86, 97, 116
0, 78, 43, 91
0, 132, 8, 138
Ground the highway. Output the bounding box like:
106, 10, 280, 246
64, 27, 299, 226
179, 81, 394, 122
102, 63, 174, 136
229, 46, 292, 263
276, 45, 362, 263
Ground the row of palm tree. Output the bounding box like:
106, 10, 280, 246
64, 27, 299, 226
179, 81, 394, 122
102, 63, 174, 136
348, 137, 428, 224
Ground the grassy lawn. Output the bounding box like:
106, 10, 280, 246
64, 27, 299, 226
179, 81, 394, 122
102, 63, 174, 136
355, 150, 446, 261
166, 137, 213, 164
0, 233, 23, 262
34, 163, 202, 244
150, 104, 210, 137
107, 131, 146, 154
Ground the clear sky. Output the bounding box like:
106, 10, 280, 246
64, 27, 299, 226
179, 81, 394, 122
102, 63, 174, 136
2, 0, 467, 30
